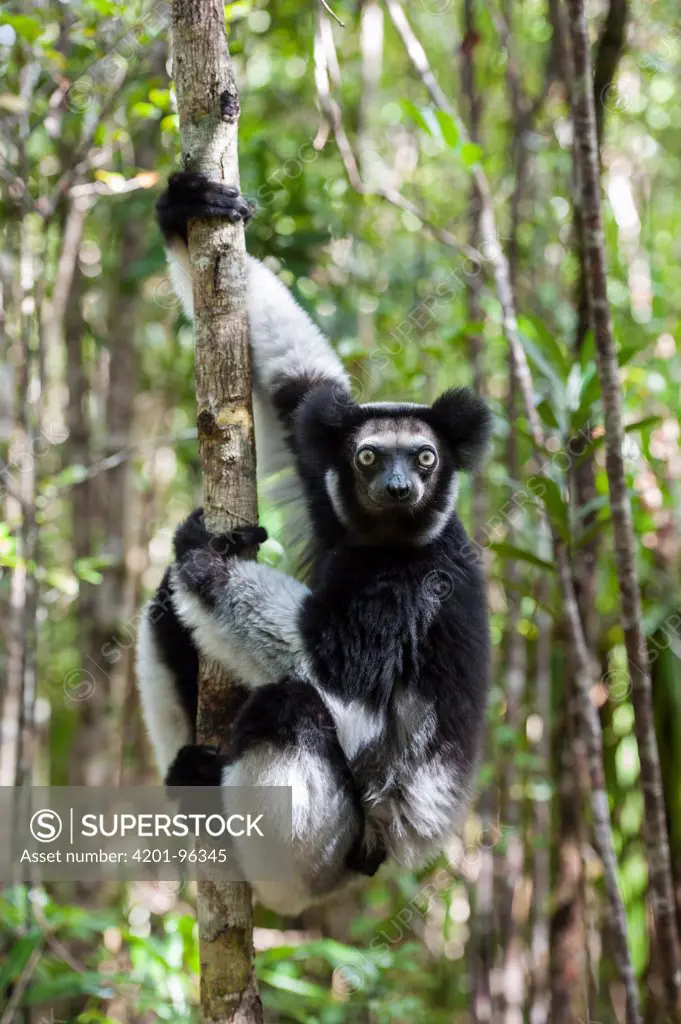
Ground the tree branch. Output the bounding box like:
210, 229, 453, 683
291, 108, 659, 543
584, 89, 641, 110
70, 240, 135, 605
314, 12, 477, 259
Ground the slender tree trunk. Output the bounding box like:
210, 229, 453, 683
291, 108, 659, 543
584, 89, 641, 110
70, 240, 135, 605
12, 221, 40, 790
497, 12, 531, 1015
171, 2, 262, 1020
92, 129, 161, 786
460, 12, 495, 1020
565, 1, 681, 1017
549, 690, 590, 1024
528, 572, 552, 1024
65, 238, 108, 787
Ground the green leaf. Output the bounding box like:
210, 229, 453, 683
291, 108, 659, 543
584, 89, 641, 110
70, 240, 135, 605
537, 477, 569, 539
489, 543, 555, 572
434, 109, 459, 149
571, 363, 601, 429
0, 94, 29, 113
624, 415, 663, 433
74, 557, 107, 584
517, 331, 566, 423
619, 333, 653, 366
401, 100, 436, 137
2, 14, 43, 42
0, 931, 43, 989
259, 969, 330, 1002
518, 315, 569, 379
578, 416, 663, 463
461, 142, 483, 167
579, 330, 596, 367
537, 399, 561, 430
25, 972, 114, 1005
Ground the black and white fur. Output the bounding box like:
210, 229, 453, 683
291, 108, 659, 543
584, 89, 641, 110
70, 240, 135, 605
136, 173, 491, 915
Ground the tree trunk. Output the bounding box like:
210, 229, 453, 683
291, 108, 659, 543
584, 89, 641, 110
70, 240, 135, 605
565, 0, 681, 1017
171, 1, 262, 1021
460, 10, 495, 1021
529, 572, 552, 1024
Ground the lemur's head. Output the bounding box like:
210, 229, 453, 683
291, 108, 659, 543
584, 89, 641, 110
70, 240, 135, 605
295, 384, 491, 545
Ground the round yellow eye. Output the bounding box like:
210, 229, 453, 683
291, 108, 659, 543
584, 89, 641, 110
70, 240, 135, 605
418, 448, 437, 468
357, 448, 376, 467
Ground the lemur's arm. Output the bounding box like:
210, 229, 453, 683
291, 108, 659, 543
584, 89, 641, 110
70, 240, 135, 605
169, 510, 311, 688
157, 172, 350, 434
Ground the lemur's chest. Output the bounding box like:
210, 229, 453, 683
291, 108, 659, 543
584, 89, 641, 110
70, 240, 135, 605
303, 568, 440, 704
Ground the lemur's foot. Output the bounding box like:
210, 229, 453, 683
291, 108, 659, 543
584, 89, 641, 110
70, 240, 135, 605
157, 172, 255, 244
174, 508, 268, 560
173, 510, 267, 604
166, 744, 226, 787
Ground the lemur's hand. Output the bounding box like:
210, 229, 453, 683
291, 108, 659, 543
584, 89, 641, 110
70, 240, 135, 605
157, 172, 255, 245
173, 509, 267, 603
174, 508, 267, 560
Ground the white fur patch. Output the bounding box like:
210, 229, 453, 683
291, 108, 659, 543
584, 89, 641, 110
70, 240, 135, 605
170, 560, 311, 687
401, 756, 462, 840
245, 256, 348, 397
357, 432, 436, 450
170, 579, 265, 686
135, 608, 193, 777
321, 693, 386, 761
165, 244, 347, 398
221, 746, 353, 915
164, 245, 346, 562
414, 475, 460, 545
167, 242, 194, 319
392, 690, 437, 758
324, 469, 350, 527
362, 401, 427, 411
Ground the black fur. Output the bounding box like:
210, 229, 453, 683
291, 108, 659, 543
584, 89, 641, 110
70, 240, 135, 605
427, 387, 492, 470
153, 392, 490, 880
271, 374, 350, 436
145, 174, 492, 905
174, 507, 267, 560
166, 744, 226, 787
149, 512, 267, 732
157, 172, 254, 246
148, 567, 199, 729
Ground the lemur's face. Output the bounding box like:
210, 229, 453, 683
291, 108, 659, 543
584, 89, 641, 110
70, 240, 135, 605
350, 418, 441, 514
296, 385, 491, 546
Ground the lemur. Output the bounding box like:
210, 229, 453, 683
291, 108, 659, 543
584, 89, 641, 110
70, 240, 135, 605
136, 172, 491, 915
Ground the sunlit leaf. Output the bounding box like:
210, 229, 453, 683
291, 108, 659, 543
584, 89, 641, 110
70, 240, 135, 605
489, 542, 555, 571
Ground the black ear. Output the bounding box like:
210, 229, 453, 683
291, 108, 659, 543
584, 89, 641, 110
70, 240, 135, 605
294, 382, 359, 469
428, 387, 492, 471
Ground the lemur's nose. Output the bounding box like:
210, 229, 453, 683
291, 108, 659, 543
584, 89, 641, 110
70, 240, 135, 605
386, 481, 412, 501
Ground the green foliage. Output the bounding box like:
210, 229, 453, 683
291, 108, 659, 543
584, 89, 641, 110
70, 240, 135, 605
2, 0, 681, 1018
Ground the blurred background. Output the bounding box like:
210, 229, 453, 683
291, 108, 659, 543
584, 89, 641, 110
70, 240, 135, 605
1, 0, 681, 1020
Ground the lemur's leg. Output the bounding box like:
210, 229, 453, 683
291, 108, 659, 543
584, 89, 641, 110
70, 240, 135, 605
156, 173, 350, 475
167, 679, 365, 915
136, 567, 198, 777
135, 510, 269, 777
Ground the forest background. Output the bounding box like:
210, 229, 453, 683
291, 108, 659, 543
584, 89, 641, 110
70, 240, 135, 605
2, 0, 681, 1021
